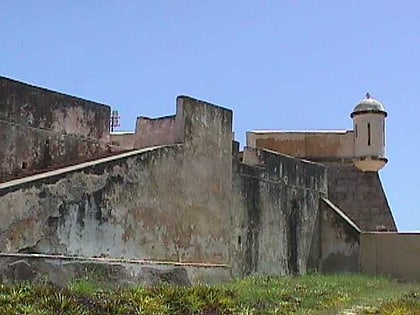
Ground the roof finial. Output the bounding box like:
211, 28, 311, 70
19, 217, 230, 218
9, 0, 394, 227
366, 92, 371, 99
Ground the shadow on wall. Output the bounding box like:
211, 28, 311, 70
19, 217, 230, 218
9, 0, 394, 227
319, 198, 361, 274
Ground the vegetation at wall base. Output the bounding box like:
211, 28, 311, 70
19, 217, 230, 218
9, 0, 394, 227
0, 274, 418, 314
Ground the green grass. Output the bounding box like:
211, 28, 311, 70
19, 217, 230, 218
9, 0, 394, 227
0, 274, 418, 314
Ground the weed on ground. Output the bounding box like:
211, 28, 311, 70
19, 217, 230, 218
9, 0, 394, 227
0, 274, 418, 314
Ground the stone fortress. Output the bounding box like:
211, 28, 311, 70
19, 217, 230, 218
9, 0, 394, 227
0, 76, 418, 285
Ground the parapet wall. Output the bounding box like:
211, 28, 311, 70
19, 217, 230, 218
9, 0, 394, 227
133, 115, 182, 149
110, 132, 135, 149
247, 131, 354, 160
0, 77, 110, 141
0, 77, 111, 181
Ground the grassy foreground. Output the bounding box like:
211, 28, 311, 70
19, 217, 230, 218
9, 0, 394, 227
0, 274, 418, 314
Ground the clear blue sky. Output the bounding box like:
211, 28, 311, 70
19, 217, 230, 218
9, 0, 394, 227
1, 1, 419, 231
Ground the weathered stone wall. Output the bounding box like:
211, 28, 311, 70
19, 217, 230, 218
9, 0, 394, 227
0, 96, 233, 268
0, 76, 111, 181
0, 87, 373, 283
231, 146, 327, 277
176, 96, 233, 264
319, 198, 360, 274
324, 162, 396, 231
361, 232, 420, 282
0, 146, 184, 260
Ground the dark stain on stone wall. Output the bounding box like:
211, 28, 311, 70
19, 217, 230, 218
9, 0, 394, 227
232, 147, 327, 276
91, 190, 110, 225
306, 202, 321, 272
238, 164, 261, 275
287, 197, 299, 274
41, 139, 51, 170
76, 198, 86, 229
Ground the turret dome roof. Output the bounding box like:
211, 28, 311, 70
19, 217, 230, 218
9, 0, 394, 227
351, 93, 387, 118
